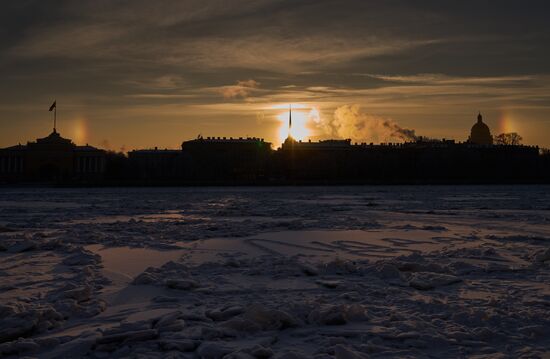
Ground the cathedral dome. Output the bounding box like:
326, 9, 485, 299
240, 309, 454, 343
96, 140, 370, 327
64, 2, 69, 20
469, 113, 493, 145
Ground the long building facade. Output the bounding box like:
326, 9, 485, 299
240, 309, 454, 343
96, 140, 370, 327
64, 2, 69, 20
1, 113, 548, 184
128, 136, 272, 182
0, 130, 106, 183
274, 137, 540, 182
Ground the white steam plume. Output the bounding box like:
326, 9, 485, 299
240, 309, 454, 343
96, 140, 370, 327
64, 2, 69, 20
315, 105, 419, 143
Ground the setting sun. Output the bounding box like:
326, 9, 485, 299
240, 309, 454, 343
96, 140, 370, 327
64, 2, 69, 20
274, 104, 321, 145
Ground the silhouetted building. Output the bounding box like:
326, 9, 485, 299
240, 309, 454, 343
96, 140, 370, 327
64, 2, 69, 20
279, 137, 354, 180
128, 148, 186, 181
181, 136, 272, 181
468, 112, 493, 145
1, 111, 547, 185
281, 138, 352, 151
274, 134, 540, 183
0, 130, 105, 183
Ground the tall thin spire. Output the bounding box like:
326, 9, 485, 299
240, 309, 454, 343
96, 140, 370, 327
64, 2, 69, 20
288, 104, 292, 137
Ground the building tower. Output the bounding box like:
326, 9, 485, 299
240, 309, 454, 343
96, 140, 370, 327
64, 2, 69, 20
468, 112, 493, 145
288, 104, 292, 138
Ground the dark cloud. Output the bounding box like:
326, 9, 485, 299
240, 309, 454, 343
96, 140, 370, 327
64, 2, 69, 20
1, 1, 550, 148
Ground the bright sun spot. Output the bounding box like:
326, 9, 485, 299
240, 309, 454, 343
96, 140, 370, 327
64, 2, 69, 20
274, 104, 320, 145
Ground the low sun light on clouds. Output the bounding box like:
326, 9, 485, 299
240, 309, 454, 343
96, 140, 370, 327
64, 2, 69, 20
1, 1, 550, 149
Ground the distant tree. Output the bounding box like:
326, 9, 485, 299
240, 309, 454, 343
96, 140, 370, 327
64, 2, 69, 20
494, 132, 523, 146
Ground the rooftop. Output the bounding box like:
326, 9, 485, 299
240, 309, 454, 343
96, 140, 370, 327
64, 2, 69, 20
188, 136, 266, 143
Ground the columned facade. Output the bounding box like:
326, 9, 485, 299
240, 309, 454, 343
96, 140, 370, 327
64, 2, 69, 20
75, 152, 105, 174
0, 154, 25, 173
0, 131, 105, 182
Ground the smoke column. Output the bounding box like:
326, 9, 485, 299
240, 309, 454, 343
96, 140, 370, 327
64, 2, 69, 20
316, 105, 419, 143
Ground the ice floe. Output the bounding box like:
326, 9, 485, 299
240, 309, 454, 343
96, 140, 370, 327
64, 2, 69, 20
1, 186, 549, 357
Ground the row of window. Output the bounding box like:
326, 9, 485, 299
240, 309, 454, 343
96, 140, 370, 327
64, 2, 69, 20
75, 156, 104, 173
0, 156, 104, 174
0, 156, 24, 173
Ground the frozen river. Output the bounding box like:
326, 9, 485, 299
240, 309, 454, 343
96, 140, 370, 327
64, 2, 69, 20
1, 186, 550, 358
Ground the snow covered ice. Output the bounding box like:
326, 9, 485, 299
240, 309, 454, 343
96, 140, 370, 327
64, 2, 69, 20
1, 186, 550, 358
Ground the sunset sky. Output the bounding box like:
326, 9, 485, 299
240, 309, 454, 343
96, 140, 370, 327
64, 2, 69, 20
1, 1, 549, 150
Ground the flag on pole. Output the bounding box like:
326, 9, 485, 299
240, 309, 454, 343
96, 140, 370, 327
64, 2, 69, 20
49, 101, 56, 112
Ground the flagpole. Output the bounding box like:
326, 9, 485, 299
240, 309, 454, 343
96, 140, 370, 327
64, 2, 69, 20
49, 100, 57, 132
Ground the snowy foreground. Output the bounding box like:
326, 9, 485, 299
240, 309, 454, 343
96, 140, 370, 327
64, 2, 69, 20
1, 186, 550, 358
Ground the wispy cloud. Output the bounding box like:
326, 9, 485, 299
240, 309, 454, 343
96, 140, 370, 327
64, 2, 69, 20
366, 74, 536, 85
217, 79, 260, 99
124, 75, 186, 90
125, 94, 198, 99
2, 1, 550, 148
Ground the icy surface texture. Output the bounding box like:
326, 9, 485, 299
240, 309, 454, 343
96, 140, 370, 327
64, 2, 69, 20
0, 186, 549, 358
